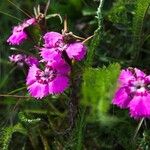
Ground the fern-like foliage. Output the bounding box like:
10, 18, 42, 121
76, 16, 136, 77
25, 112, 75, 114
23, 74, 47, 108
132, 0, 150, 60
138, 131, 150, 150
18, 111, 41, 126
82, 63, 120, 123
0, 123, 27, 150
108, 0, 129, 24
85, 0, 104, 67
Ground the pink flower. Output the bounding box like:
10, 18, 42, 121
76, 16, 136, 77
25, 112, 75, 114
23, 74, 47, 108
24, 56, 39, 66
43, 32, 63, 48
40, 47, 62, 62
9, 54, 39, 67
112, 68, 150, 119
66, 42, 87, 61
7, 18, 36, 45
9, 54, 26, 67
41, 32, 87, 62
22, 18, 36, 28
26, 60, 70, 99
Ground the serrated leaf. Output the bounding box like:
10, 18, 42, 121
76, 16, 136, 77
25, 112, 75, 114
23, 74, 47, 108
132, 0, 150, 57
82, 63, 120, 122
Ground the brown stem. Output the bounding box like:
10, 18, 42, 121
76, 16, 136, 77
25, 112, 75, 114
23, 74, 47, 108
67, 64, 82, 131
82, 35, 94, 44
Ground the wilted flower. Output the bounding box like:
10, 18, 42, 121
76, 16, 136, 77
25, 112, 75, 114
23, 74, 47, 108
41, 31, 87, 62
7, 18, 36, 45
112, 68, 150, 119
26, 59, 70, 99
9, 54, 26, 67
9, 54, 39, 67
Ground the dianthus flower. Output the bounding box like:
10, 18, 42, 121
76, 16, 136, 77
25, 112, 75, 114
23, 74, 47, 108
26, 59, 70, 99
7, 18, 36, 45
24, 56, 39, 66
9, 54, 39, 67
9, 54, 26, 67
112, 68, 150, 119
40, 32, 87, 62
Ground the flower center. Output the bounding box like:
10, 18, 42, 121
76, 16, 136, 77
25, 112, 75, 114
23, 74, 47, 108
134, 81, 145, 89
36, 67, 57, 84
130, 79, 146, 93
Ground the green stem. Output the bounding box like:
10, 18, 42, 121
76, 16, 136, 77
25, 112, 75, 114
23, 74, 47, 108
0, 66, 17, 89
8, 86, 26, 94
0, 10, 22, 21
133, 118, 144, 142
7, 0, 31, 18
39, 130, 50, 150
85, 0, 104, 66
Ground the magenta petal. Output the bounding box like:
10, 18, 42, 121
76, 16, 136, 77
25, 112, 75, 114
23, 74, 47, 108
134, 68, 146, 78
26, 65, 39, 85
129, 95, 150, 119
28, 82, 49, 99
9, 54, 25, 63
22, 18, 36, 28
43, 32, 63, 48
7, 30, 27, 45
112, 87, 131, 108
119, 69, 135, 86
146, 75, 150, 82
25, 56, 39, 66
50, 59, 70, 75
40, 47, 62, 62
48, 76, 69, 94
66, 42, 87, 61
7, 18, 36, 45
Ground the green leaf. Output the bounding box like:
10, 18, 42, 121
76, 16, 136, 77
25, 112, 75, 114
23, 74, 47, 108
85, 0, 104, 67
132, 0, 150, 60
82, 8, 96, 16
69, 0, 81, 10
18, 112, 41, 126
0, 66, 17, 89
82, 63, 120, 123
0, 123, 27, 150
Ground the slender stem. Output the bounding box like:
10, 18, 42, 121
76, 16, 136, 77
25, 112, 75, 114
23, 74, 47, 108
47, 100, 63, 117
24, 109, 47, 114
0, 11, 22, 21
133, 118, 144, 142
85, 0, 104, 66
82, 35, 94, 43
44, 0, 51, 16
0, 94, 30, 98
96, 0, 104, 32
63, 16, 68, 33
45, 14, 63, 24
71, 33, 85, 40
7, 0, 32, 18
0, 66, 17, 89
39, 130, 50, 150
8, 86, 26, 94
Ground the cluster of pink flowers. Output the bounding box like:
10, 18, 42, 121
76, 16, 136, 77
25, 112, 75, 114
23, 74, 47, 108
7, 16, 150, 120
112, 68, 150, 119
7, 18, 87, 99
41, 32, 87, 62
